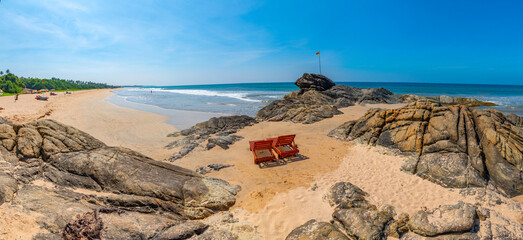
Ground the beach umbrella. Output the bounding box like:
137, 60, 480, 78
51, 89, 55, 91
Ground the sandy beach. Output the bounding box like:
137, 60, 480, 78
1, 90, 521, 240
0, 89, 176, 160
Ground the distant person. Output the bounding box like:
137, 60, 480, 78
15, 93, 19, 102
151, 90, 152, 94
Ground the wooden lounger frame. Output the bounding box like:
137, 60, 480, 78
271, 134, 299, 159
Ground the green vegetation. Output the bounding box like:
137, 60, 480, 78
0, 70, 116, 94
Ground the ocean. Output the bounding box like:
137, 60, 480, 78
108, 82, 523, 128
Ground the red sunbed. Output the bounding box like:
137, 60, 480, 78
271, 134, 299, 159
249, 140, 276, 164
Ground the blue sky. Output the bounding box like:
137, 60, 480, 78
0, 0, 522, 85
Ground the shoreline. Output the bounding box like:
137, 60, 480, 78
106, 92, 227, 130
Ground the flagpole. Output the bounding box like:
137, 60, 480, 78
318, 52, 322, 75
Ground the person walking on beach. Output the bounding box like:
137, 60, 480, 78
15, 93, 19, 102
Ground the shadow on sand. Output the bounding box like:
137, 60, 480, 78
258, 154, 309, 169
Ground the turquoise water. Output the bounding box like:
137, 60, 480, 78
111, 82, 523, 117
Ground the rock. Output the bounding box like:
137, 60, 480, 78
333, 205, 394, 240
0, 172, 18, 204
151, 221, 208, 240
207, 135, 243, 150
324, 182, 369, 209
400, 231, 479, 240
196, 164, 232, 175
0, 119, 242, 238
295, 73, 336, 91
388, 213, 410, 238
258, 81, 401, 124
62, 210, 103, 240
166, 116, 255, 160
329, 101, 523, 197
196, 166, 213, 175
208, 164, 232, 171
286, 219, 349, 240
506, 113, 523, 127
408, 202, 477, 237
323, 182, 394, 240
191, 229, 238, 240
401, 94, 496, 107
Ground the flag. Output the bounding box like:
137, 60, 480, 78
316, 51, 320, 55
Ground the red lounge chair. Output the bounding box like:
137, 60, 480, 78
271, 134, 299, 159
249, 140, 276, 164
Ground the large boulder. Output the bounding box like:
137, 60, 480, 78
329, 101, 523, 197
408, 202, 477, 237
0, 118, 240, 238
286, 220, 349, 240
295, 73, 336, 91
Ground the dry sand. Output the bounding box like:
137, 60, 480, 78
0, 89, 175, 160
1, 91, 521, 240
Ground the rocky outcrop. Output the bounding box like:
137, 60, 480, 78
257, 74, 401, 124
401, 94, 497, 107
0, 118, 241, 238
166, 115, 255, 161
287, 182, 523, 240
328, 101, 523, 197
295, 73, 336, 91
287, 182, 395, 240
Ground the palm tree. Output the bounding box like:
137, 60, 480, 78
0, 71, 3, 75
5, 69, 9, 74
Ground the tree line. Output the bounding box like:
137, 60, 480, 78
0, 70, 116, 93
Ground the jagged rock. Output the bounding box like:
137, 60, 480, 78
388, 213, 410, 238
207, 135, 243, 150
506, 113, 523, 127
62, 210, 103, 240
324, 182, 370, 209
408, 202, 477, 237
295, 73, 336, 91
0, 172, 18, 204
196, 164, 232, 175
400, 231, 479, 240
0, 118, 242, 238
329, 101, 523, 197
323, 182, 394, 240
190, 229, 238, 240
333, 205, 394, 240
257, 74, 401, 124
196, 166, 213, 175
166, 116, 255, 160
170, 115, 256, 137
286, 219, 349, 240
401, 94, 496, 107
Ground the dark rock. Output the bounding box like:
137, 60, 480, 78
401, 94, 496, 107
208, 164, 232, 171
333, 205, 394, 240
0, 119, 242, 238
506, 113, 523, 127
408, 202, 477, 237
207, 135, 243, 150
256, 74, 401, 124
62, 210, 103, 240
0, 172, 18, 204
258, 80, 401, 124
286, 219, 349, 240
166, 116, 255, 160
388, 213, 410, 238
196, 166, 213, 175
295, 73, 336, 91
329, 101, 523, 197
324, 182, 369, 209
